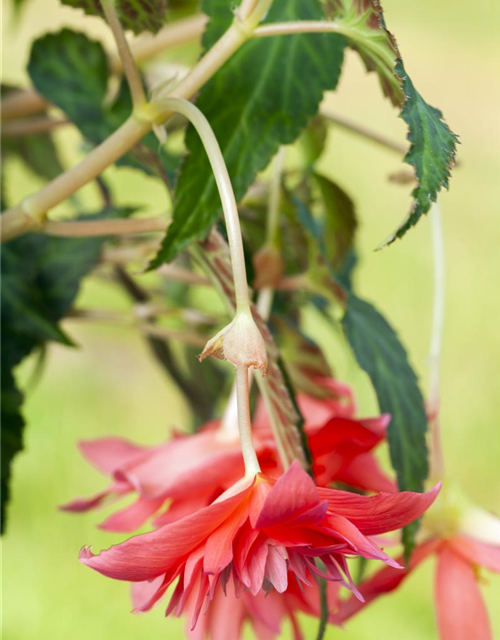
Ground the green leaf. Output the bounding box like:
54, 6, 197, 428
28, 29, 179, 184
28, 29, 109, 142
342, 295, 428, 556
151, 0, 346, 266
0, 213, 120, 532
61, 0, 168, 35
1, 370, 25, 534
314, 173, 357, 270
381, 59, 459, 246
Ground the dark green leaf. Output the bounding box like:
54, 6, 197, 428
61, 0, 168, 35
28, 30, 179, 184
28, 29, 109, 142
381, 59, 459, 246
342, 295, 428, 556
0, 212, 121, 532
151, 0, 346, 266
1, 369, 25, 533
201, 0, 231, 49
314, 173, 357, 270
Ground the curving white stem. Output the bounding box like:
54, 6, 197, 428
236, 367, 261, 476
149, 97, 251, 312
428, 201, 445, 479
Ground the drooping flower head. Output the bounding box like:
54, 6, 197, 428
61, 378, 393, 531
80, 462, 439, 630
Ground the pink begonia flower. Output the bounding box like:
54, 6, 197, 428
335, 480, 500, 640
132, 571, 340, 640
80, 462, 439, 631
61, 378, 393, 531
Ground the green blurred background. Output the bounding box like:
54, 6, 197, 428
2, 0, 499, 638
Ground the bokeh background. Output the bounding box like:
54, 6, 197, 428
2, 0, 499, 638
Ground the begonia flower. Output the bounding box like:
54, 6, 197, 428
80, 462, 439, 630
335, 480, 500, 640
61, 378, 393, 531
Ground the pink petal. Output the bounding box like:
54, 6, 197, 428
131, 575, 167, 611
80, 484, 253, 582
449, 536, 500, 574
79, 438, 148, 476
265, 546, 288, 593
118, 430, 243, 499
436, 545, 492, 640
335, 538, 440, 622
321, 513, 401, 568
59, 488, 114, 513
203, 499, 251, 575
256, 462, 321, 529
153, 492, 215, 526
59, 481, 130, 512
98, 496, 164, 532
317, 483, 441, 535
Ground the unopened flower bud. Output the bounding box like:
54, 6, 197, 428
200, 310, 267, 372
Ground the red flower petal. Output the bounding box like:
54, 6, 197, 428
80, 484, 253, 582
256, 461, 321, 529
317, 483, 441, 535
436, 545, 492, 640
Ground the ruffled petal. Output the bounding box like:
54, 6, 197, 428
80, 483, 253, 582
256, 462, 321, 528
436, 545, 492, 640
318, 483, 441, 535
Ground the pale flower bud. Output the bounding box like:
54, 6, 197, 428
200, 310, 268, 372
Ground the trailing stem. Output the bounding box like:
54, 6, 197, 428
101, 0, 146, 108
428, 201, 445, 480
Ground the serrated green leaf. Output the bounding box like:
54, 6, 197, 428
0, 212, 123, 532
61, 0, 168, 35
381, 59, 459, 246
342, 294, 428, 556
151, 0, 346, 267
28, 29, 179, 184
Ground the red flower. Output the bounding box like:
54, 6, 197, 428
80, 462, 438, 629
61, 378, 393, 530
335, 482, 500, 640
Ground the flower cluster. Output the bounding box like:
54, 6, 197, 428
64, 378, 441, 639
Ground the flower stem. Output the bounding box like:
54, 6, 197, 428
42, 216, 167, 237
111, 14, 208, 72
150, 97, 251, 311
236, 366, 261, 476
428, 201, 445, 480
101, 0, 146, 108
